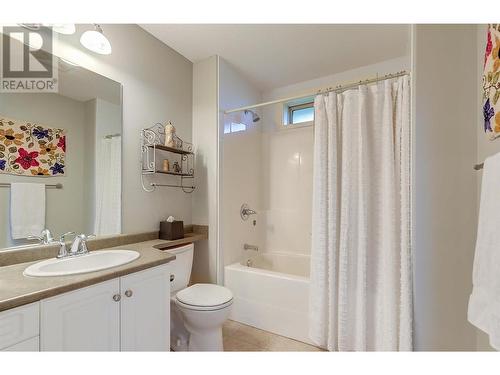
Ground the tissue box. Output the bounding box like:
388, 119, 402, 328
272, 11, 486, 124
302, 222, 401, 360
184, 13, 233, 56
160, 220, 184, 240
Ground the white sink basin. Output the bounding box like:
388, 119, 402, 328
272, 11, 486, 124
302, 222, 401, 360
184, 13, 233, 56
24, 250, 140, 277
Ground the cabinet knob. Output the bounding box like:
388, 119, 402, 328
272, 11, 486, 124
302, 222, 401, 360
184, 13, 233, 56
170, 274, 175, 282
113, 294, 121, 302
124, 289, 133, 298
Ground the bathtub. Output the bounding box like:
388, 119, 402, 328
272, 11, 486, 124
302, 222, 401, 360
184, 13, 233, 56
224, 252, 311, 344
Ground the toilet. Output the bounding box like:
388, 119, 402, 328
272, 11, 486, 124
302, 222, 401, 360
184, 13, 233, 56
167, 243, 233, 351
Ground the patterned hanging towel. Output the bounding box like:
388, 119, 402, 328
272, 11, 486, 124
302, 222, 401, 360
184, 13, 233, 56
0, 115, 66, 176
483, 24, 500, 139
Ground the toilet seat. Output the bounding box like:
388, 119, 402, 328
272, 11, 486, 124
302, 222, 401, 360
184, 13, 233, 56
175, 298, 233, 311
175, 283, 233, 311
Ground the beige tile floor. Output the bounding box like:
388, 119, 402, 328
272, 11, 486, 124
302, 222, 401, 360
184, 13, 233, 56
222, 320, 323, 352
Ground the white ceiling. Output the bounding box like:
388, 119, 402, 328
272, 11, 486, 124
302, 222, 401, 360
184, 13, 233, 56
140, 24, 409, 91
56, 58, 121, 105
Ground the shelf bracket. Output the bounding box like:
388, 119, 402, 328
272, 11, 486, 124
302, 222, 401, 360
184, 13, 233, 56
140, 124, 195, 193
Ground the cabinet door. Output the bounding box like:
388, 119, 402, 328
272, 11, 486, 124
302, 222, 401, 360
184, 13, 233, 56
2, 336, 39, 351
40, 279, 120, 351
0, 302, 39, 350
120, 264, 170, 351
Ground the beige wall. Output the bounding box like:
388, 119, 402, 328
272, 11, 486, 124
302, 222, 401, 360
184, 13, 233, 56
83, 99, 97, 234
53, 24, 193, 234
413, 24, 478, 350
475, 24, 497, 351
191, 56, 219, 283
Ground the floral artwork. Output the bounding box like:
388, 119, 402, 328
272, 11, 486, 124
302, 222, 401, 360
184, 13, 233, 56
483, 24, 500, 139
0, 115, 66, 176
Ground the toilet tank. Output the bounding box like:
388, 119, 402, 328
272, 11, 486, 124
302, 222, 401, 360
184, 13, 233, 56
165, 243, 194, 293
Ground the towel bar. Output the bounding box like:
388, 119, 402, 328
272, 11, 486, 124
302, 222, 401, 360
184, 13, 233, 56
0, 182, 63, 189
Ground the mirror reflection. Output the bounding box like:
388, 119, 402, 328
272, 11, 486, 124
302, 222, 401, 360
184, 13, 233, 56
0, 56, 122, 250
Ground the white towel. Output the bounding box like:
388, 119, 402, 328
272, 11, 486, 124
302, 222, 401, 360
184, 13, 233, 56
468, 152, 500, 350
10, 183, 45, 240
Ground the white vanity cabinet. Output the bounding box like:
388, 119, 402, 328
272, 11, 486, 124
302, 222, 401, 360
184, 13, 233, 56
120, 264, 171, 351
40, 264, 171, 351
0, 302, 40, 351
40, 278, 121, 351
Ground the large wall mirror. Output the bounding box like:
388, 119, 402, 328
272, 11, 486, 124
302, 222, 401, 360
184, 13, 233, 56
0, 54, 122, 250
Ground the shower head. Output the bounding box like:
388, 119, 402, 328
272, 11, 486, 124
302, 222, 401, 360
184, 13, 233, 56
244, 110, 260, 123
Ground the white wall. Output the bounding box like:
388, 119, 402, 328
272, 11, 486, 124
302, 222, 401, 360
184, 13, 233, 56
413, 24, 478, 351
258, 57, 410, 256
220, 57, 410, 267
0, 93, 89, 247
52, 24, 193, 234
219, 59, 262, 268
263, 57, 410, 105
193, 57, 264, 282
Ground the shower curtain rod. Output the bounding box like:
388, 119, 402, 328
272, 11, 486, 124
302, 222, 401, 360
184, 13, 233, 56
224, 70, 410, 114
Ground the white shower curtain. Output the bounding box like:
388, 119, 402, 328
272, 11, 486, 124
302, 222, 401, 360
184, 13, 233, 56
94, 135, 122, 235
309, 76, 412, 351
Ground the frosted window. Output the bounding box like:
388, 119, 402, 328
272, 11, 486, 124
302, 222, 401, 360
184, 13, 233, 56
224, 122, 247, 134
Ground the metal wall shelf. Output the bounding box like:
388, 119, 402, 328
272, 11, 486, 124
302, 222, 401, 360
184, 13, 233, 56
155, 170, 194, 177
140, 123, 195, 193
148, 144, 194, 155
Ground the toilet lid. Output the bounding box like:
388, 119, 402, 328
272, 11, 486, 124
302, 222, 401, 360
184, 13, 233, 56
176, 283, 233, 307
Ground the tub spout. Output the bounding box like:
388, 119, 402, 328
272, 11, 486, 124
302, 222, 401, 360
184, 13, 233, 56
244, 243, 259, 251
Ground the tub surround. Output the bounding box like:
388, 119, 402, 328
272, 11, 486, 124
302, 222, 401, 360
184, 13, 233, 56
0, 239, 177, 312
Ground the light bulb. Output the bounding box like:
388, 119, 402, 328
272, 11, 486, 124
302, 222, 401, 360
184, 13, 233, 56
80, 24, 112, 55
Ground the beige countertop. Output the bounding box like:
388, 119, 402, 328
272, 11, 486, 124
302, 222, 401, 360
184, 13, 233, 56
153, 232, 207, 249
0, 239, 178, 312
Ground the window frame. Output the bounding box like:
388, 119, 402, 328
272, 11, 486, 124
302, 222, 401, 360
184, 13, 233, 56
287, 101, 315, 125
280, 97, 315, 130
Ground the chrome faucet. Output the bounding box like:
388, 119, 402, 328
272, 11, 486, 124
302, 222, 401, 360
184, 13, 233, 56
69, 234, 96, 256
243, 243, 259, 251
53, 232, 75, 258
27, 229, 54, 245
240, 204, 257, 221
51, 233, 95, 259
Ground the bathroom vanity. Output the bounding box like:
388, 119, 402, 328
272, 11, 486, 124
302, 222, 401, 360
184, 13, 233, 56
41, 264, 170, 351
0, 36, 212, 352
0, 240, 177, 351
